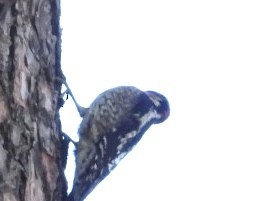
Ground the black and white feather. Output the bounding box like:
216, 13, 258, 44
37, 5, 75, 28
67, 86, 170, 201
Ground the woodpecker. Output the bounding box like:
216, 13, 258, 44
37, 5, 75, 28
64, 85, 170, 201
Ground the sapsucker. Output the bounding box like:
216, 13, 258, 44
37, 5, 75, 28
67, 86, 170, 201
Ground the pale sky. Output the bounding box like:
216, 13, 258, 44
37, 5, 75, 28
60, 1, 268, 200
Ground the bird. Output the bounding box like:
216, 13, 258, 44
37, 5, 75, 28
61, 83, 170, 201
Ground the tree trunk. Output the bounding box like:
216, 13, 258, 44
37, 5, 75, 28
0, 0, 66, 201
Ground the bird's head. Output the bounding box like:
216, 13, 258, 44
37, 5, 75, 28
145, 91, 170, 124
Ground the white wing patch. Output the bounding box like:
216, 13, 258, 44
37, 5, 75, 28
108, 151, 128, 171
117, 131, 137, 152
108, 109, 160, 171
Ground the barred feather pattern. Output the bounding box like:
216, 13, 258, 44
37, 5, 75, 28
68, 86, 169, 201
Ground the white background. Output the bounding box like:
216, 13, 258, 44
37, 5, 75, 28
60, 1, 268, 200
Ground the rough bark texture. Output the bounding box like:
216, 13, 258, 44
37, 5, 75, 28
0, 0, 67, 201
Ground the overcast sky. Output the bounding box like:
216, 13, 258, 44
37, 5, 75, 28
60, 1, 268, 200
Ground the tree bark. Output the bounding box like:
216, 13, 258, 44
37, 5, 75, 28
0, 0, 66, 201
